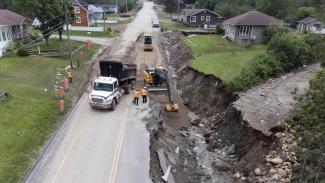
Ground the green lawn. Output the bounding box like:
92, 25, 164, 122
0, 41, 99, 182
185, 35, 266, 82
56, 30, 111, 38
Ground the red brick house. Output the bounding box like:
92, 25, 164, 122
72, 3, 89, 27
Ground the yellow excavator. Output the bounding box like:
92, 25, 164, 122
143, 67, 179, 112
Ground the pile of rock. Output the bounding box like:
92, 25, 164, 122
254, 132, 299, 183
231, 131, 299, 182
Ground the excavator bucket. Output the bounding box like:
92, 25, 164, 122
165, 103, 179, 112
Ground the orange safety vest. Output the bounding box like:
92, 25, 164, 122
67, 71, 72, 78
134, 90, 140, 98
141, 89, 148, 96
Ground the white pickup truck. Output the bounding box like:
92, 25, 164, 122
89, 60, 136, 110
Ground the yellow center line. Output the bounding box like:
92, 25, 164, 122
108, 96, 131, 183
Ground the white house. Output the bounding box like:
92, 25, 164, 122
0, 10, 32, 57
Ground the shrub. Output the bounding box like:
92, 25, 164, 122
268, 33, 312, 71
216, 25, 225, 35
288, 70, 325, 182
264, 25, 290, 43
31, 33, 41, 41
17, 48, 30, 56
304, 33, 325, 64
22, 37, 33, 45
227, 54, 283, 91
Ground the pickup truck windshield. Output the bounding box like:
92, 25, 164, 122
94, 82, 113, 92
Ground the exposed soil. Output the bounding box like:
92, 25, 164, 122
148, 31, 275, 183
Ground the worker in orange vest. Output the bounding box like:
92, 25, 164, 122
141, 87, 148, 103
133, 88, 140, 106
67, 70, 73, 83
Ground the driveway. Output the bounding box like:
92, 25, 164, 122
50, 35, 113, 46
24, 2, 156, 183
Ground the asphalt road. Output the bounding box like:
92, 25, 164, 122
24, 2, 156, 183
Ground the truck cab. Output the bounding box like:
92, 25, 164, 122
89, 76, 121, 110
144, 33, 153, 51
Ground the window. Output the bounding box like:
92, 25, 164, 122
239, 26, 254, 36
2, 30, 6, 41
201, 16, 204, 21
76, 17, 81, 24
206, 16, 210, 22
190, 16, 196, 22
74, 6, 80, 13
94, 82, 113, 92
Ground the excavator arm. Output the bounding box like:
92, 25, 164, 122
153, 68, 178, 112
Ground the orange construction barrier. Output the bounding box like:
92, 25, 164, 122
79, 51, 85, 60
58, 86, 64, 98
63, 78, 69, 91
59, 100, 64, 113
87, 40, 91, 50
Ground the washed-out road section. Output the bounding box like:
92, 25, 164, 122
24, 2, 156, 183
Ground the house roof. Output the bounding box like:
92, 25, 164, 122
74, 0, 89, 9
297, 17, 324, 24
223, 10, 278, 26
0, 9, 31, 26
182, 9, 222, 17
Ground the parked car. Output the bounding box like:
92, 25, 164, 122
151, 17, 159, 23
152, 20, 160, 28
120, 13, 131, 18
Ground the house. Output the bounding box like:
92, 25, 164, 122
88, 5, 104, 25
72, 2, 105, 28
297, 17, 325, 34
98, 4, 118, 14
72, 3, 90, 27
223, 10, 279, 47
0, 9, 32, 57
180, 9, 223, 28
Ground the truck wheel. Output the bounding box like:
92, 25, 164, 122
111, 99, 116, 111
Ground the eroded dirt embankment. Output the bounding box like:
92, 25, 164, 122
145, 31, 278, 183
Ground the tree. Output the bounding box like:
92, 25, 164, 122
164, 0, 178, 18
296, 6, 316, 20
0, 0, 11, 9
12, 0, 42, 18
32, 0, 62, 45
268, 33, 312, 71
264, 25, 290, 43
57, 0, 75, 41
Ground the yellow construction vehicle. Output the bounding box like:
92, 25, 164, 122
143, 33, 153, 51
143, 67, 178, 112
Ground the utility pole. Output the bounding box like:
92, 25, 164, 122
116, 0, 118, 14
63, 0, 73, 69
103, 0, 106, 33
126, 0, 128, 13
177, 0, 180, 22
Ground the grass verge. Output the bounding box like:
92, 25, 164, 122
0, 40, 99, 182
185, 35, 266, 82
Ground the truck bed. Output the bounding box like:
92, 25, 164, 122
99, 60, 137, 82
